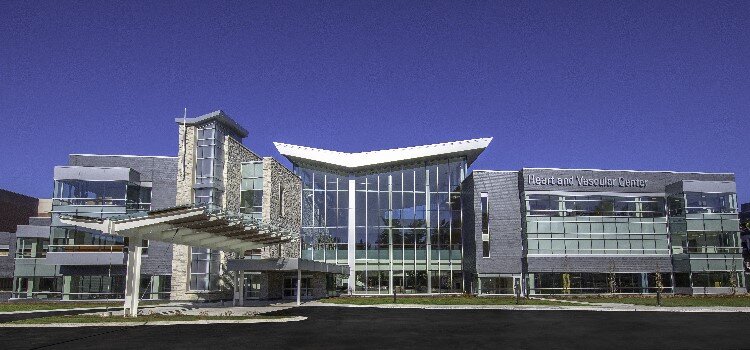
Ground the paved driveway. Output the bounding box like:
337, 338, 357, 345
1, 306, 748, 349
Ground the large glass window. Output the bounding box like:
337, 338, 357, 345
53, 180, 127, 206
526, 194, 669, 256
684, 192, 737, 214
189, 247, 221, 291
296, 157, 467, 294
668, 191, 743, 288
530, 272, 672, 294
53, 180, 150, 210
240, 162, 264, 220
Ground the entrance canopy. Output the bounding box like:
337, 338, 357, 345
59, 204, 298, 254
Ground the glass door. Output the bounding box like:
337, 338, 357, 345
244, 273, 260, 299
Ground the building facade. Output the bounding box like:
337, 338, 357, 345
463, 169, 744, 295
5, 109, 745, 299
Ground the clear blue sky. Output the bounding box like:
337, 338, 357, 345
1, 1, 748, 203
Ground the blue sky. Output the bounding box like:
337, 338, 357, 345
1, 1, 748, 202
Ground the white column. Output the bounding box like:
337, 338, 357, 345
347, 178, 356, 294
124, 240, 143, 317
234, 272, 244, 306
296, 265, 302, 305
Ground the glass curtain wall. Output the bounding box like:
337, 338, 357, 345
296, 157, 467, 294
525, 194, 669, 256
668, 192, 743, 289
194, 121, 227, 207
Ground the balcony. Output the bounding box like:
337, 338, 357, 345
45, 245, 126, 266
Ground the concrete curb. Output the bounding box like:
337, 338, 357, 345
307, 302, 750, 313
0, 316, 307, 327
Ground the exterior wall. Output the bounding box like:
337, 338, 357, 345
467, 171, 524, 276
175, 124, 197, 206
67, 155, 178, 277
521, 168, 734, 194
0, 189, 39, 233
69, 155, 179, 211
262, 157, 302, 259
223, 137, 261, 212
460, 175, 477, 282
171, 124, 197, 299
0, 232, 16, 278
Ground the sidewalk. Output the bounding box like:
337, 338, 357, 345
305, 300, 750, 313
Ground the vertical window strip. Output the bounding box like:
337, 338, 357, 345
481, 192, 489, 258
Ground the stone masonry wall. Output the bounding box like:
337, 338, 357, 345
223, 137, 261, 212
170, 123, 196, 300
262, 157, 302, 259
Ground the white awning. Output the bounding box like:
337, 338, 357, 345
59, 205, 298, 254
274, 137, 492, 171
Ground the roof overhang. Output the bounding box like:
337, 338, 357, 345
274, 137, 492, 172
227, 258, 349, 274
58, 205, 297, 254
175, 110, 248, 138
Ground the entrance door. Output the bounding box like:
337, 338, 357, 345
283, 277, 312, 299
244, 273, 260, 299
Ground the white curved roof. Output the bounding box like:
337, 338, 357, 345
274, 137, 492, 171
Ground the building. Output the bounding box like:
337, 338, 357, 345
740, 203, 749, 279
463, 169, 743, 295
0, 190, 50, 300
275, 138, 491, 294
12, 110, 343, 302
9, 109, 745, 299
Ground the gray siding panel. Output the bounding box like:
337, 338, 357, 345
465, 171, 524, 275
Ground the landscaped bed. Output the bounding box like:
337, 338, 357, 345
0, 301, 166, 313
9, 314, 287, 324
549, 295, 750, 307
319, 295, 569, 306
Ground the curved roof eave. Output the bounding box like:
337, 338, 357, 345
274, 137, 492, 171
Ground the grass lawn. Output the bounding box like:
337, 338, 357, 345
551, 295, 750, 307
0, 301, 165, 313
320, 295, 569, 306
10, 314, 285, 324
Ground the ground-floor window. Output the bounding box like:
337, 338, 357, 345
139, 275, 171, 299
479, 277, 514, 295
354, 268, 462, 294
69, 275, 125, 300
13, 277, 62, 299
529, 272, 672, 294
283, 277, 312, 298
690, 271, 743, 288
189, 247, 221, 291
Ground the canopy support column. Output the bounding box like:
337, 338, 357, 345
234, 271, 245, 307
296, 265, 302, 306
124, 240, 143, 317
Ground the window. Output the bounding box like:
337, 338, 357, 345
279, 187, 285, 218
481, 192, 489, 258
189, 247, 221, 291
525, 194, 670, 256
53, 180, 128, 206
684, 192, 737, 214
240, 162, 264, 220
0, 245, 9, 257
195, 122, 224, 187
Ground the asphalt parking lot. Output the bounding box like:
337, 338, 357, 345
1, 306, 749, 349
